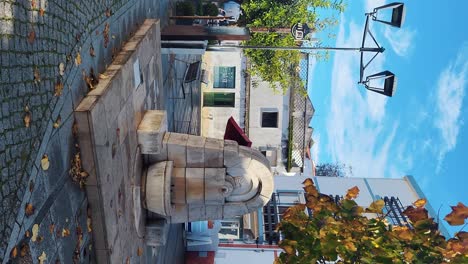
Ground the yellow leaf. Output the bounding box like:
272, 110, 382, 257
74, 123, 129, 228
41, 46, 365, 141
10, 246, 18, 258
404, 250, 414, 261
38, 251, 47, 264
59, 63, 65, 76
344, 241, 357, 252
54, 80, 63, 97
25, 203, 35, 217
366, 199, 385, 213
87, 217, 92, 232
75, 53, 81, 66
137, 247, 143, 256
413, 198, 427, 208
345, 186, 360, 200
41, 155, 49, 170
62, 228, 70, 237
24, 111, 31, 128
53, 116, 61, 128
32, 224, 39, 242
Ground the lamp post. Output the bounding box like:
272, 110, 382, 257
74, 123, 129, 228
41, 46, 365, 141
207, 2, 406, 97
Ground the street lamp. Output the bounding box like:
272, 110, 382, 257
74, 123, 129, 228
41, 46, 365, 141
206, 2, 407, 97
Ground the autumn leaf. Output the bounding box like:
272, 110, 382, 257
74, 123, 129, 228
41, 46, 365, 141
20, 243, 29, 257
32, 224, 39, 242
38, 251, 47, 264
33, 67, 41, 83
403, 206, 428, 223
344, 241, 357, 252
54, 79, 64, 96
25, 203, 35, 217
444, 202, 468, 226
366, 199, 385, 214
392, 226, 413, 241
10, 246, 18, 258
75, 52, 82, 66
413, 198, 427, 208
137, 247, 143, 256
31, 0, 36, 8
456, 231, 468, 241
28, 31, 36, 44
403, 250, 414, 262
25, 230, 31, 237
53, 115, 61, 128
59, 62, 65, 76
41, 154, 50, 170
126, 257, 130, 264
62, 228, 70, 237
39, 8, 45, 16
105, 8, 111, 17
345, 186, 360, 200
87, 217, 92, 232
24, 108, 31, 128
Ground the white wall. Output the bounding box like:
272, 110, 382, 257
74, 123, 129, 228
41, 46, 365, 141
215, 248, 276, 264
201, 50, 246, 139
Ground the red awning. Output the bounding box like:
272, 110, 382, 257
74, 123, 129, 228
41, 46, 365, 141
224, 117, 252, 147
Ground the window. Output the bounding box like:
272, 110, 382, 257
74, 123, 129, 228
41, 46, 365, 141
219, 220, 241, 240
214, 66, 236, 88
261, 111, 278, 128
203, 92, 235, 107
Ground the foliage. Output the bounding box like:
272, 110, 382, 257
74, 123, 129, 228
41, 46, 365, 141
276, 178, 468, 263
203, 3, 218, 16
315, 163, 352, 177
241, 0, 345, 93
176, 1, 195, 16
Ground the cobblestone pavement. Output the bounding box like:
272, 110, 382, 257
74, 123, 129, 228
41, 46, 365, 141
0, 0, 171, 262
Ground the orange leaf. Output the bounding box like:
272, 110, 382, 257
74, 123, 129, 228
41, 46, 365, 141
24, 110, 31, 128
10, 246, 18, 258
31, 0, 36, 8
54, 79, 63, 96
105, 8, 111, 17
49, 224, 55, 234
403, 206, 428, 223
393, 226, 414, 241
25, 230, 31, 238
25, 203, 35, 217
75, 52, 82, 66
137, 247, 143, 256
444, 203, 468, 226
302, 178, 314, 187
413, 198, 427, 208
345, 186, 360, 200
456, 231, 468, 241
39, 8, 45, 16
28, 31, 35, 44
62, 228, 70, 237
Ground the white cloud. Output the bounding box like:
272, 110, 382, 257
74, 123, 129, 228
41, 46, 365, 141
383, 27, 416, 57
364, 0, 386, 14
434, 44, 468, 171
325, 15, 402, 179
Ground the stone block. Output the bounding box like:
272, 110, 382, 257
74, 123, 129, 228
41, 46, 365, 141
137, 110, 167, 154
171, 168, 186, 204
145, 219, 170, 246
85, 185, 107, 250
204, 138, 224, 167
167, 133, 188, 167
205, 205, 223, 220
188, 205, 206, 222
223, 203, 249, 218
145, 161, 172, 216
186, 135, 205, 167
170, 204, 188, 223
204, 168, 225, 205
224, 140, 240, 167
185, 168, 204, 204
147, 132, 169, 163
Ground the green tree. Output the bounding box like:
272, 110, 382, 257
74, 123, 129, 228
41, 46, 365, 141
315, 163, 352, 177
240, 0, 345, 93
276, 178, 468, 263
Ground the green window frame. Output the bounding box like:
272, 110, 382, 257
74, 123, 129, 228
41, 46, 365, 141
203, 92, 235, 107
213, 66, 236, 88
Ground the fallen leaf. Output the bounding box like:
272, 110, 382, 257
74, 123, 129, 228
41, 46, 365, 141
345, 186, 360, 200
38, 251, 47, 264
413, 198, 427, 208
62, 228, 70, 237
105, 8, 111, 17
10, 246, 18, 258
33, 67, 41, 83
20, 243, 29, 257
24, 110, 31, 128
41, 154, 49, 170
39, 8, 45, 16
137, 247, 143, 256
29, 180, 34, 192
126, 257, 130, 264
75, 52, 81, 66
49, 224, 55, 234
444, 202, 468, 226
87, 217, 92, 232
31, 0, 36, 8
25, 230, 31, 237
28, 31, 36, 44
32, 224, 39, 242
25, 203, 35, 217
99, 73, 109, 79
59, 63, 65, 76
54, 79, 63, 96
53, 115, 61, 128
90, 46, 95, 57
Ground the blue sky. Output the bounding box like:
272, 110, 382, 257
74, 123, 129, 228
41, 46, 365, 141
307, 0, 468, 235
